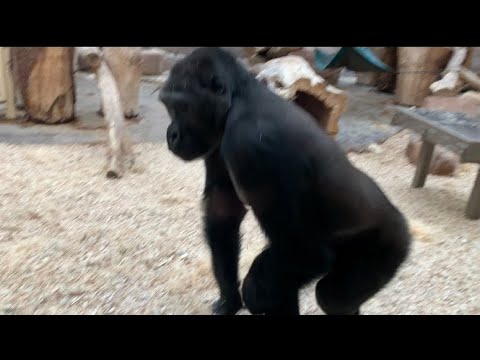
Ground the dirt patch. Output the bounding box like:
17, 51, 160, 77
0, 132, 478, 315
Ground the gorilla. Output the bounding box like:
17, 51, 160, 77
159, 47, 411, 315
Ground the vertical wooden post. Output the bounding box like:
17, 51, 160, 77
0, 47, 16, 119
396, 47, 452, 106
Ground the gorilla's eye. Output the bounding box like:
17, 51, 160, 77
210, 76, 225, 95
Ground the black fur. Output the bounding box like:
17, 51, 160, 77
159, 47, 411, 315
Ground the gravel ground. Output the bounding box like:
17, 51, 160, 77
0, 130, 479, 315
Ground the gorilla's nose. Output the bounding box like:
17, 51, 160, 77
167, 124, 180, 150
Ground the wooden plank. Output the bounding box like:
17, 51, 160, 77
393, 106, 480, 220
393, 106, 480, 145
392, 112, 471, 159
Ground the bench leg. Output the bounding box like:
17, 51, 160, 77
466, 167, 480, 220
412, 140, 435, 188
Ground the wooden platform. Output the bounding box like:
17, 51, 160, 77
392, 106, 480, 219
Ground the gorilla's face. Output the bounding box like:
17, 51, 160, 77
159, 52, 232, 161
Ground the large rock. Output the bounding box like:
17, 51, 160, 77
406, 134, 459, 177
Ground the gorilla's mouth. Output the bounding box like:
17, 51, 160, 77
168, 147, 201, 162
167, 143, 209, 162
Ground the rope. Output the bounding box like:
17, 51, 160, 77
393, 70, 442, 74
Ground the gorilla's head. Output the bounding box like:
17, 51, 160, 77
159, 47, 247, 161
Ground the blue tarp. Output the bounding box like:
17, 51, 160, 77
314, 47, 393, 73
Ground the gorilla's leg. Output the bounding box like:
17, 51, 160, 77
242, 248, 299, 315
204, 151, 247, 315
316, 219, 411, 315
243, 246, 334, 316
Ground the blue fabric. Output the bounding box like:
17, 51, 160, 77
314, 47, 393, 73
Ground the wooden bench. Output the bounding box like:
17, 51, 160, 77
392, 106, 480, 220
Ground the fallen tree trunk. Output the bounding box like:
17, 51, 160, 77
11, 47, 75, 124
77, 47, 134, 178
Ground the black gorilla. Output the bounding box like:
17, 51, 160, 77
159, 47, 411, 315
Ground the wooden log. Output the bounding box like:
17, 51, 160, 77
255, 55, 348, 138
10, 47, 75, 124
76, 47, 134, 178
395, 47, 452, 106
0, 47, 16, 119
0, 49, 6, 102
429, 47, 469, 96
102, 47, 142, 120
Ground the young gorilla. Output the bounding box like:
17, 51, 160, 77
159, 47, 411, 315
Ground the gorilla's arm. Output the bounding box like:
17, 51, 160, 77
203, 149, 247, 315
